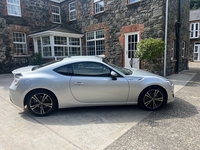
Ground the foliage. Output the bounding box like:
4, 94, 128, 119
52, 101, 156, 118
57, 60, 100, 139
190, 0, 200, 10
32, 52, 43, 65
135, 38, 165, 62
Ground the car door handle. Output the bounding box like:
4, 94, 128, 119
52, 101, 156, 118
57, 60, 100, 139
74, 82, 84, 86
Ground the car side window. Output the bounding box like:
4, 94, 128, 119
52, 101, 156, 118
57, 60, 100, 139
54, 65, 73, 75
72, 62, 111, 76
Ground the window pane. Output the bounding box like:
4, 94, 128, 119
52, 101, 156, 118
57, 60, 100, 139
54, 47, 64, 56
69, 38, 80, 45
72, 62, 110, 76
7, 0, 20, 5
96, 30, 104, 39
13, 33, 25, 42
70, 11, 76, 20
14, 43, 26, 54
8, 4, 21, 16
96, 40, 105, 55
194, 53, 198, 60
128, 0, 139, 4
87, 32, 95, 40
52, 6, 60, 14
54, 65, 73, 75
42, 37, 50, 45
69, 2, 75, 11
69, 47, 80, 56
54, 36, 67, 45
43, 47, 52, 56
194, 46, 198, 52
87, 41, 95, 55
52, 14, 60, 23
196, 24, 199, 30
95, 1, 104, 13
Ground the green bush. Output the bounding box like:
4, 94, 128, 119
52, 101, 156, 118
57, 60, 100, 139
32, 52, 43, 65
135, 38, 165, 62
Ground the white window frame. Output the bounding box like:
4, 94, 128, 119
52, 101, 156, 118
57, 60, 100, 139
52, 5, 61, 24
69, 2, 76, 21
86, 30, 105, 56
13, 32, 27, 55
182, 41, 186, 57
193, 43, 200, 61
128, 0, 140, 4
7, 0, 21, 17
94, 0, 104, 14
190, 23, 199, 39
40, 36, 81, 58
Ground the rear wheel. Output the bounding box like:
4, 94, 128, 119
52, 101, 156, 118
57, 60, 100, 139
139, 86, 167, 110
26, 90, 57, 116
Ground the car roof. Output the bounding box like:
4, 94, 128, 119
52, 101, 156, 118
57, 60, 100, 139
34, 56, 105, 72
62, 55, 104, 62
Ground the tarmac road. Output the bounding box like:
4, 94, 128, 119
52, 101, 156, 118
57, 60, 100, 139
0, 62, 200, 150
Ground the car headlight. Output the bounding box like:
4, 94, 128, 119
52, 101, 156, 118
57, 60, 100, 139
166, 80, 173, 87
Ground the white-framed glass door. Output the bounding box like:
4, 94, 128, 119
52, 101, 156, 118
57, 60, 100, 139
194, 43, 200, 61
124, 32, 140, 68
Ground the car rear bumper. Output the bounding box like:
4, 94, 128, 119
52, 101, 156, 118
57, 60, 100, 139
9, 87, 24, 108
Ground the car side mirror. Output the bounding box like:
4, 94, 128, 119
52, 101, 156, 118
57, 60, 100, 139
110, 71, 117, 80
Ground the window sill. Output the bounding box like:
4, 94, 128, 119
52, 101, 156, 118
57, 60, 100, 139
127, 0, 141, 7
13, 55, 31, 58
69, 19, 76, 22
52, 22, 61, 24
8, 14, 21, 17
190, 37, 199, 39
94, 11, 105, 16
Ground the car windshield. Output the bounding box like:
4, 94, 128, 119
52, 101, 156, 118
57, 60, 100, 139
32, 60, 60, 71
108, 63, 132, 75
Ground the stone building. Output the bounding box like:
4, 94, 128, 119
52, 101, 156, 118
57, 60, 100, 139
0, 0, 190, 75
189, 9, 200, 62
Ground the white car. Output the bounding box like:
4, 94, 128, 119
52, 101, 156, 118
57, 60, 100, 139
9, 56, 174, 116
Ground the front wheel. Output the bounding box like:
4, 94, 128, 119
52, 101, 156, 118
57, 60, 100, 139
138, 86, 167, 111
26, 90, 57, 116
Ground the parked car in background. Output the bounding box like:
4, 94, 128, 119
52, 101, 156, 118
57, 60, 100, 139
9, 56, 174, 116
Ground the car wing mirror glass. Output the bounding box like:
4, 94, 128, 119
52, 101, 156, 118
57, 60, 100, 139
110, 71, 117, 80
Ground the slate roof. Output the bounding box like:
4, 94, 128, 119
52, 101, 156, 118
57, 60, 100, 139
190, 9, 200, 21
30, 24, 82, 35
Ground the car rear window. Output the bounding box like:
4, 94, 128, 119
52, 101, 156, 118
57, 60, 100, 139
32, 60, 60, 71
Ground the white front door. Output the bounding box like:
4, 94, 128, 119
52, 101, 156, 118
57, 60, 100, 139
194, 44, 200, 61
124, 32, 140, 69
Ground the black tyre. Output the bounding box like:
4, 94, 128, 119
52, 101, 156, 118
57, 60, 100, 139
138, 86, 167, 111
26, 90, 58, 116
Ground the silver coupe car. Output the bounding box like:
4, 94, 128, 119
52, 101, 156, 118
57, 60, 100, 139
9, 56, 174, 116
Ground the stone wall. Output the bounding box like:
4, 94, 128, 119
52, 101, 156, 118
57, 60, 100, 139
0, 0, 190, 75
0, 0, 59, 73
166, 0, 190, 75
65, 0, 166, 74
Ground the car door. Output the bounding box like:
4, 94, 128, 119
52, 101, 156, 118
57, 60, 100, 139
70, 62, 129, 103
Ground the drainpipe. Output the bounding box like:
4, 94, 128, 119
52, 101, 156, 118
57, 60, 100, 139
164, 0, 169, 77
175, 0, 181, 74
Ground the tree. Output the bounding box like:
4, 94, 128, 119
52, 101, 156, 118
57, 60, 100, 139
190, 0, 200, 10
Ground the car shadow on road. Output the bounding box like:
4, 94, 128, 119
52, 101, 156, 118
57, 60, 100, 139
20, 97, 198, 126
